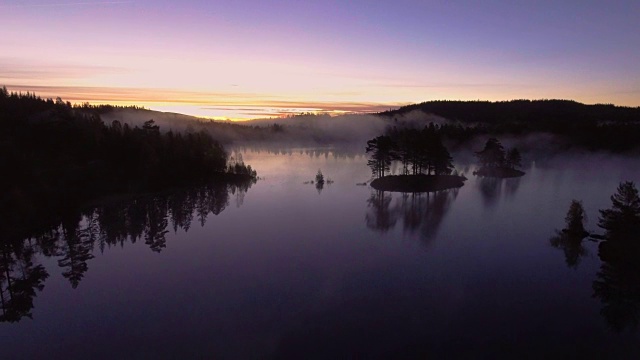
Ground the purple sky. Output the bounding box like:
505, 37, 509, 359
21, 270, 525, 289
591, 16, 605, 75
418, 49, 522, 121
1, 0, 639, 119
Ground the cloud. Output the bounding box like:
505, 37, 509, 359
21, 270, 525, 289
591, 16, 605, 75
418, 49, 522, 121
3, 84, 405, 116
0, 59, 126, 80
201, 101, 404, 115
373, 81, 534, 89
0, 1, 132, 8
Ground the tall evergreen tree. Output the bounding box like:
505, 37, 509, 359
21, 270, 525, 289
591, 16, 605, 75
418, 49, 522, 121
598, 181, 640, 239
366, 135, 395, 178
476, 138, 505, 168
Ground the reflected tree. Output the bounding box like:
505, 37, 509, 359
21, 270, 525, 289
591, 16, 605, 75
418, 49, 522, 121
478, 177, 501, 207
144, 197, 169, 253
395, 190, 458, 243
504, 177, 521, 198
592, 182, 640, 332
365, 190, 397, 233
419, 189, 458, 242
0, 242, 49, 322
56, 215, 96, 288
366, 188, 458, 243
550, 200, 589, 268
1, 179, 255, 320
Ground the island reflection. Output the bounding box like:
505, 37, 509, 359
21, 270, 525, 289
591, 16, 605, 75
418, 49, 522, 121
0, 180, 254, 322
365, 188, 458, 243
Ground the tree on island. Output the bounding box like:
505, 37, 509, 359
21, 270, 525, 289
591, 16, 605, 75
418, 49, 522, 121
315, 169, 325, 185
366, 135, 395, 178
366, 123, 454, 179
475, 138, 523, 172
505, 148, 522, 169
550, 200, 589, 268
475, 138, 506, 168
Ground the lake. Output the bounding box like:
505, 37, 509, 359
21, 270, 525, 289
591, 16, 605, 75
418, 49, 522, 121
2, 147, 640, 358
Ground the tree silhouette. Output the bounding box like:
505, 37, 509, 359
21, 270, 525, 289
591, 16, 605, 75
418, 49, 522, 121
592, 182, 640, 332
367, 124, 454, 178
0, 243, 49, 322
598, 181, 640, 238
550, 200, 589, 268
505, 148, 522, 169
366, 135, 395, 178
475, 138, 505, 168
0, 91, 257, 245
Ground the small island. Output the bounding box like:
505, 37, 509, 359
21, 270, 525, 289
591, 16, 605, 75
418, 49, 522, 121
370, 174, 466, 192
365, 123, 466, 192
474, 138, 525, 178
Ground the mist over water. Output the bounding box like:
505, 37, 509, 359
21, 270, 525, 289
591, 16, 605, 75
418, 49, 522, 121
2, 147, 640, 358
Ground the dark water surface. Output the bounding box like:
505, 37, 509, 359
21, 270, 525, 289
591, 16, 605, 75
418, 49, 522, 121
2, 148, 640, 358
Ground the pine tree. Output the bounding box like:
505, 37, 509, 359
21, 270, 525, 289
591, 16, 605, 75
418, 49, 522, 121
598, 181, 640, 239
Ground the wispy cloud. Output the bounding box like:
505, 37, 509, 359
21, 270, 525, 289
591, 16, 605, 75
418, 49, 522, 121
201, 101, 404, 114
2, 84, 406, 117
0, 60, 125, 80
0, 1, 132, 8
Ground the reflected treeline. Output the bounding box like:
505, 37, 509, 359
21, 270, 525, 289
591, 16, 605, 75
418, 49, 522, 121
365, 189, 458, 243
0, 181, 253, 322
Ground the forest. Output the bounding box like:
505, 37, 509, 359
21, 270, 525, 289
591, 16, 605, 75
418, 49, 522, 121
381, 100, 640, 152
0, 88, 256, 242
70, 97, 640, 153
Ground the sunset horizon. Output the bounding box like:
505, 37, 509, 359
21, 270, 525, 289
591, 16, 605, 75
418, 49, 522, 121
2, 1, 639, 120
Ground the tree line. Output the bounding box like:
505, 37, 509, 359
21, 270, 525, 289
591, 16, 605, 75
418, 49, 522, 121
381, 99, 640, 153
0, 89, 256, 242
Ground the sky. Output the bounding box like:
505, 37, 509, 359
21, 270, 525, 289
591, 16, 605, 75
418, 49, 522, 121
1, 0, 639, 120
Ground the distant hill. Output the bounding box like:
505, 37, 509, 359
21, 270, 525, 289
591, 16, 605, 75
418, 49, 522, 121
377, 100, 640, 153
96, 108, 391, 146
96, 100, 640, 152
380, 100, 640, 125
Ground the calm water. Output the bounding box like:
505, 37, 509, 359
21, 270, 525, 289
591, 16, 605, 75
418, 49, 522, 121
2, 148, 640, 358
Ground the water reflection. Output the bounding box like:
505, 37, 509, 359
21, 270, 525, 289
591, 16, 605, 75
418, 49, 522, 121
0, 242, 49, 322
365, 189, 458, 243
592, 182, 640, 332
478, 177, 501, 207
477, 177, 521, 207
551, 184, 640, 332
0, 181, 253, 322
550, 200, 589, 268
504, 177, 521, 198
365, 190, 397, 233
